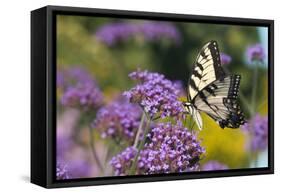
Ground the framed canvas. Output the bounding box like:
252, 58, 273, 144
31, 5, 274, 188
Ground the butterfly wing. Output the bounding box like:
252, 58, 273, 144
186, 105, 203, 130
187, 40, 245, 129
188, 40, 225, 101
193, 75, 245, 128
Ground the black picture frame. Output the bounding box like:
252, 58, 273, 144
31, 5, 274, 188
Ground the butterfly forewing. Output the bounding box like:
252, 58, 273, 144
188, 41, 225, 101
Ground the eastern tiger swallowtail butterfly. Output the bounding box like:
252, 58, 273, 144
183, 40, 245, 130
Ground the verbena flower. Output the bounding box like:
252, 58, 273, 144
60, 67, 103, 110
57, 158, 92, 179
242, 114, 268, 152
56, 162, 69, 180
95, 23, 138, 46
202, 161, 228, 171
110, 146, 138, 175
140, 122, 205, 174
140, 22, 180, 43
93, 99, 142, 142
110, 122, 205, 175
61, 82, 103, 110
220, 53, 232, 65
124, 70, 184, 119
66, 159, 92, 179
173, 80, 186, 97
95, 22, 180, 46
246, 43, 265, 63
58, 67, 94, 89
56, 136, 72, 158
57, 70, 65, 89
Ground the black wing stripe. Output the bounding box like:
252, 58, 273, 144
205, 87, 216, 96
200, 49, 208, 59
193, 70, 203, 79
189, 79, 197, 90
209, 41, 225, 80
196, 62, 204, 71
228, 75, 241, 99
211, 83, 218, 89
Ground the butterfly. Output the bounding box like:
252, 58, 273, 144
183, 40, 245, 130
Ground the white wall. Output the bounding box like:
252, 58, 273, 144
0, 0, 279, 193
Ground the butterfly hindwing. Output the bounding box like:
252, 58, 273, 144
193, 75, 245, 128
186, 104, 203, 130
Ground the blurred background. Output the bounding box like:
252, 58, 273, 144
56, 15, 269, 179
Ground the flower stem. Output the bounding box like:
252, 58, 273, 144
129, 115, 151, 175
251, 61, 259, 115
133, 112, 146, 148
88, 125, 104, 174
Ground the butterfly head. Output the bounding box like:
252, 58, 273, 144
183, 102, 194, 115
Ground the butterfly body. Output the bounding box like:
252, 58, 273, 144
185, 41, 245, 130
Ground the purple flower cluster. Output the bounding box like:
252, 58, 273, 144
66, 159, 92, 179
141, 22, 180, 43
57, 158, 93, 179
59, 67, 103, 110
64, 67, 94, 83
56, 162, 69, 180
124, 70, 184, 119
61, 82, 103, 110
57, 67, 93, 89
202, 161, 228, 171
56, 135, 73, 157
220, 53, 232, 65
110, 122, 205, 175
95, 21, 181, 46
56, 134, 93, 179
242, 114, 268, 152
57, 70, 65, 89
246, 43, 265, 63
93, 99, 142, 142
173, 80, 186, 97
110, 146, 138, 175
141, 122, 205, 174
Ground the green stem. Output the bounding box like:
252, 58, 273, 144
88, 125, 104, 174
129, 115, 151, 175
133, 113, 146, 148
251, 61, 259, 115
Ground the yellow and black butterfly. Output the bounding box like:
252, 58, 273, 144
183, 40, 245, 130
